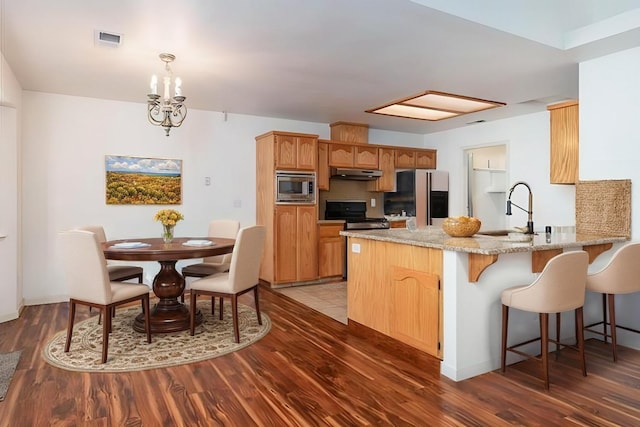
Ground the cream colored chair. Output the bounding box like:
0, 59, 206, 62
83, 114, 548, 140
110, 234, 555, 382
501, 251, 589, 390
181, 220, 240, 302
189, 225, 266, 343
77, 225, 144, 283
584, 242, 640, 362
59, 230, 151, 363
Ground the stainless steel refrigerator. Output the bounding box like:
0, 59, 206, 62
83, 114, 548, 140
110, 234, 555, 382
383, 170, 449, 227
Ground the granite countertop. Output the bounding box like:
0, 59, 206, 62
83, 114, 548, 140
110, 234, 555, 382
340, 227, 628, 255
384, 215, 411, 222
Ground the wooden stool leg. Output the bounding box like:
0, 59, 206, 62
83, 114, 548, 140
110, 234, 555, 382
576, 307, 587, 376
540, 313, 549, 390
501, 304, 509, 373
555, 312, 561, 360
64, 301, 77, 353
601, 293, 608, 343
608, 294, 618, 362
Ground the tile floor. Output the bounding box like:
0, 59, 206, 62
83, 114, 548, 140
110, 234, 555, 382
275, 281, 347, 324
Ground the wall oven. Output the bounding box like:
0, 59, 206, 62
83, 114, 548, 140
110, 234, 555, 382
275, 171, 316, 204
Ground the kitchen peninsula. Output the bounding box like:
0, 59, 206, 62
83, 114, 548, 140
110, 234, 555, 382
341, 227, 627, 381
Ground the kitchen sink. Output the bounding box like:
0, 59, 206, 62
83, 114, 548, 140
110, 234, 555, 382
475, 230, 514, 237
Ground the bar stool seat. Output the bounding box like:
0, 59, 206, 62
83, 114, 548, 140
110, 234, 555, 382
584, 242, 640, 362
501, 251, 589, 390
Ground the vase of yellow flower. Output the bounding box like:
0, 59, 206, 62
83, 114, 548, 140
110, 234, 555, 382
154, 209, 184, 243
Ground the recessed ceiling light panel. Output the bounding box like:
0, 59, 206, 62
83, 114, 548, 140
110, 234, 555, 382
367, 90, 505, 121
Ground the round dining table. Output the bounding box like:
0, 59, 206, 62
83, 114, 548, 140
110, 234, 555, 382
102, 237, 235, 334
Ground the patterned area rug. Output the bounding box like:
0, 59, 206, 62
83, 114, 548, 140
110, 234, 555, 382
0, 351, 21, 401
43, 300, 270, 372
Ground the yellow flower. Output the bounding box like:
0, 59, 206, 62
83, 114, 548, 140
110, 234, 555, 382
154, 209, 184, 226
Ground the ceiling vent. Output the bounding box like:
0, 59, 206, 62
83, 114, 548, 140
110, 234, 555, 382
94, 30, 122, 47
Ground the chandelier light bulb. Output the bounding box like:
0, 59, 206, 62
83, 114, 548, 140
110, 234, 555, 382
146, 53, 187, 136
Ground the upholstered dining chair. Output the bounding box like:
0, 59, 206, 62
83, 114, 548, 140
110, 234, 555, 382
501, 250, 589, 390
189, 225, 266, 343
59, 230, 151, 363
181, 219, 241, 302
584, 242, 640, 362
77, 225, 144, 283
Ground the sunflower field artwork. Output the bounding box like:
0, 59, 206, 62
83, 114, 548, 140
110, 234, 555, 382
105, 155, 182, 205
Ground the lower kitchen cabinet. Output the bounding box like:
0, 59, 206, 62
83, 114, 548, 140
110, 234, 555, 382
347, 237, 442, 358
275, 205, 318, 283
318, 223, 345, 278
389, 219, 407, 228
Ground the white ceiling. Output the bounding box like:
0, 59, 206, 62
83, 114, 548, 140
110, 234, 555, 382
2, 0, 640, 134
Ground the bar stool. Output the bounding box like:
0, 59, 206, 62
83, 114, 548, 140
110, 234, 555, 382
584, 242, 640, 362
501, 251, 589, 390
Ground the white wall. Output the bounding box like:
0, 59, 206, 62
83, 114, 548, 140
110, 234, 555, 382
18, 91, 422, 307
0, 52, 22, 322
424, 112, 576, 231
580, 46, 640, 349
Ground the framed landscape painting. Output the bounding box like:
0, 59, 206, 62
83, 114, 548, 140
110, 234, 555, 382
105, 155, 182, 205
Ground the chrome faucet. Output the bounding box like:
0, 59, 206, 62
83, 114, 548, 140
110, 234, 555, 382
506, 181, 534, 234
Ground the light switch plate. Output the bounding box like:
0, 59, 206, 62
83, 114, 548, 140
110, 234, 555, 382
371, 198, 376, 207
351, 243, 361, 253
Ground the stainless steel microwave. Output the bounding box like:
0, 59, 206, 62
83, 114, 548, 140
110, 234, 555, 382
275, 171, 316, 204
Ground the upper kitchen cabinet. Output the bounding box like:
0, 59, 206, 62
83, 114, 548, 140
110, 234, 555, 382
395, 148, 437, 169
327, 142, 379, 169
330, 121, 369, 144
367, 148, 395, 191
317, 142, 330, 190
395, 148, 416, 168
274, 133, 317, 170
416, 149, 437, 169
547, 100, 579, 184
328, 143, 354, 168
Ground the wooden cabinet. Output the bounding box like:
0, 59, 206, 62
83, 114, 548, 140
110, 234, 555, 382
328, 143, 379, 169
317, 142, 330, 190
275, 205, 318, 282
256, 131, 320, 286
390, 267, 440, 356
318, 223, 344, 278
547, 100, 579, 184
395, 149, 416, 168
354, 145, 378, 169
368, 148, 395, 192
416, 149, 437, 169
347, 237, 442, 358
395, 148, 436, 169
328, 143, 354, 167
389, 219, 406, 228
275, 134, 317, 171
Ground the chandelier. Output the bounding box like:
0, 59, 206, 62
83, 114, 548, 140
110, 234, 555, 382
147, 53, 187, 136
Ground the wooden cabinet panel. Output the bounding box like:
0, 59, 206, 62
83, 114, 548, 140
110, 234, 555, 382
275, 135, 317, 170
354, 146, 378, 169
416, 149, 436, 169
275, 135, 297, 170
318, 223, 344, 278
297, 206, 318, 281
275, 205, 297, 282
389, 220, 406, 228
347, 238, 443, 358
367, 148, 395, 191
275, 205, 318, 282
390, 267, 440, 356
328, 143, 354, 167
297, 137, 317, 170
317, 142, 329, 190
548, 100, 578, 184
395, 149, 416, 168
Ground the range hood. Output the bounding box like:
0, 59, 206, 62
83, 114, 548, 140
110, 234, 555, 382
330, 167, 382, 181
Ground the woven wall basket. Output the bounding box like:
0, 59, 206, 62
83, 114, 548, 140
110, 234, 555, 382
575, 179, 631, 238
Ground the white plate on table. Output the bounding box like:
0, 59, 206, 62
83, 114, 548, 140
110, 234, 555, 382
182, 240, 215, 247
111, 242, 151, 249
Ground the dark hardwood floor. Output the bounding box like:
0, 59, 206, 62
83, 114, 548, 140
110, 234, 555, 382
1, 286, 639, 426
